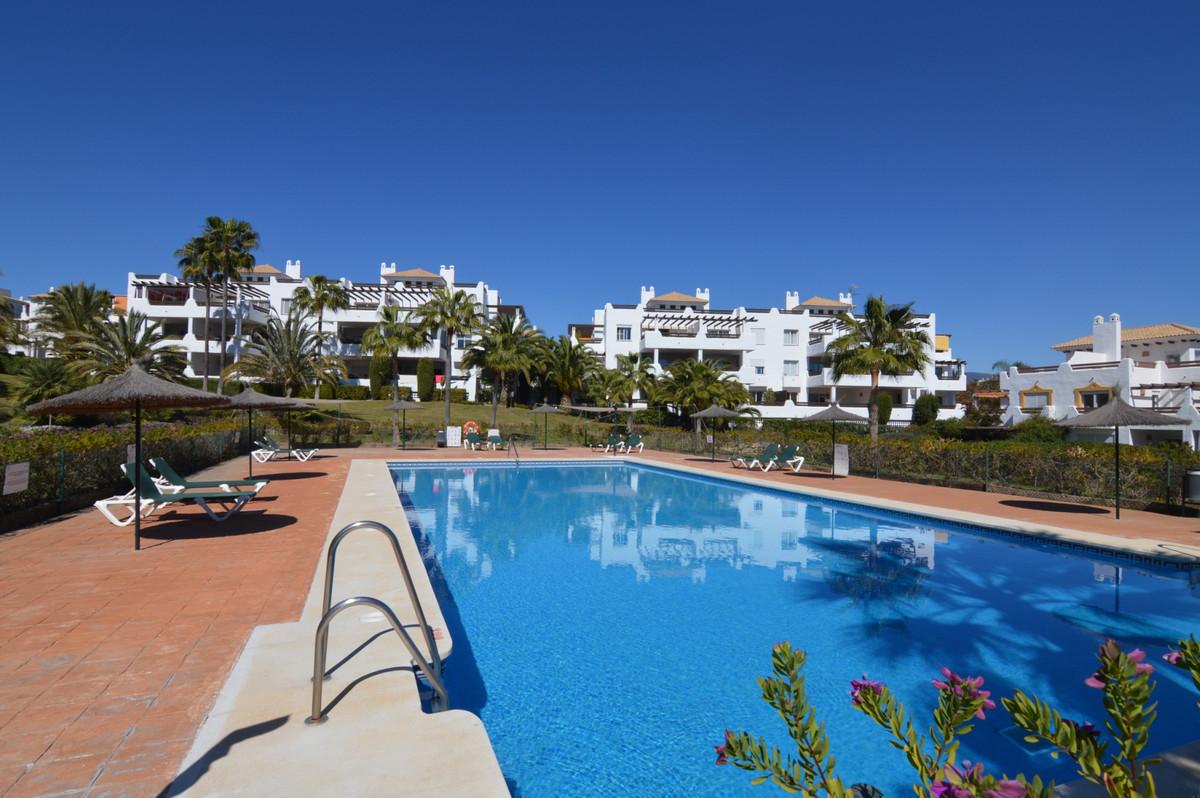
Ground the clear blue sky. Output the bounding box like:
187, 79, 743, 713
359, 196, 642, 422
2, 2, 1197, 370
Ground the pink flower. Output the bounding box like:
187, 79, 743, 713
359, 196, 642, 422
931, 783, 972, 798
714, 730, 733, 765
1164, 651, 1183, 665
1129, 648, 1155, 676
1084, 674, 1106, 689
987, 780, 1027, 798
849, 675, 884, 706
933, 668, 996, 719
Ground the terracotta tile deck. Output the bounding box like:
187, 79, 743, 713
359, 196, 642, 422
1, 445, 1197, 797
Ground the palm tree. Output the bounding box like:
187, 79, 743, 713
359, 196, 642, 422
361, 305, 430, 445
226, 308, 346, 397
72, 310, 189, 380
176, 235, 215, 390
991, 359, 1030, 374
35, 282, 114, 354
587, 369, 630, 407
826, 295, 931, 442
614, 352, 656, 431
463, 314, 543, 427
0, 358, 81, 418
293, 275, 350, 397
540, 335, 599, 407
0, 299, 16, 353
195, 217, 260, 394
414, 287, 483, 425
656, 358, 751, 444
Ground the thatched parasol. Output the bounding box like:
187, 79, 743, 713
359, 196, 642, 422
530, 403, 560, 449
228, 387, 303, 477
27, 365, 231, 550
1056, 397, 1187, 519
693, 404, 742, 462
801, 404, 865, 478
389, 400, 422, 449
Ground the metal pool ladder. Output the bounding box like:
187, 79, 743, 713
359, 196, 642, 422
508, 438, 520, 465
307, 520, 448, 724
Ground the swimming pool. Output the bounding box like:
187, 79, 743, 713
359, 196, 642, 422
391, 461, 1200, 797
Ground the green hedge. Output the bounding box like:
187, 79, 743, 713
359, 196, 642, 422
432, 388, 469, 403
0, 417, 245, 532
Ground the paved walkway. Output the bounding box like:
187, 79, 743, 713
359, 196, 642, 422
1, 446, 1197, 797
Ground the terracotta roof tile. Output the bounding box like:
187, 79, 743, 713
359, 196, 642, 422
650, 291, 706, 303
1052, 322, 1200, 351
798, 295, 852, 308
384, 267, 444, 281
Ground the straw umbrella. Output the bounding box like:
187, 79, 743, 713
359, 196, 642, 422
1056, 398, 1187, 519
27, 365, 230, 550
530, 403, 560, 449
693, 404, 741, 462
801, 404, 865, 478
228, 387, 302, 477
389, 400, 422, 449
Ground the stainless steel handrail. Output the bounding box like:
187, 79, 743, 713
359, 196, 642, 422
509, 438, 520, 465
308, 596, 448, 723
320, 520, 442, 682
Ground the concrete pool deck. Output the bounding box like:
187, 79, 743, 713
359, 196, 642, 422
1, 445, 1198, 796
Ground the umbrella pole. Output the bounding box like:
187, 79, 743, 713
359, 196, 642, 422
1115, 424, 1121, 520
247, 408, 254, 478
402, 410, 407, 450
288, 410, 293, 451
831, 421, 837, 478
544, 415, 548, 450
134, 398, 142, 551
710, 421, 715, 462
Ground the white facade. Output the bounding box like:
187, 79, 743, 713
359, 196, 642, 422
1000, 314, 1200, 449
120, 260, 514, 399
569, 286, 966, 422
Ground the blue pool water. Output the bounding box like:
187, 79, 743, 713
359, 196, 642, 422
391, 462, 1200, 797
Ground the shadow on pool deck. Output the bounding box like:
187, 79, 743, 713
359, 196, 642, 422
999, 499, 1110, 515
161, 716, 290, 797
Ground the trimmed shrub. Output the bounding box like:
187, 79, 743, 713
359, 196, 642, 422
334, 385, 371, 401
912, 394, 942, 426
417, 359, 435, 401
875, 392, 893, 426
1012, 414, 1066, 444
432, 388, 469, 403
368, 355, 390, 399
297, 383, 335, 400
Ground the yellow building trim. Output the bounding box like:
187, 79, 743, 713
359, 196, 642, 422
935, 334, 951, 353
1019, 383, 1053, 411
1073, 380, 1113, 409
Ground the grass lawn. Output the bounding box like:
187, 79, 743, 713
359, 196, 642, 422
303, 399, 619, 443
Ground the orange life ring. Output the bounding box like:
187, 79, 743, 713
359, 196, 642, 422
462, 421, 480, 436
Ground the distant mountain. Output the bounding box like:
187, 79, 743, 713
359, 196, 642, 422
966, 371, 992, 383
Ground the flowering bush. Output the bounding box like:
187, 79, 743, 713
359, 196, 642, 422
716, 636, 1200, 797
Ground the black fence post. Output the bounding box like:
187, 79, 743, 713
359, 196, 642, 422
58, 449, 66, 511
984, 447, 990, 493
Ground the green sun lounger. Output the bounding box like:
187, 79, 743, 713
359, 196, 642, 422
592, 433, 624, 453
760, 444, 800, 472
619, 433, 644, 454
253, 435, 318, 463
150, 457, 269, 491
731, 442, 778, 469
94, 463, 261, 526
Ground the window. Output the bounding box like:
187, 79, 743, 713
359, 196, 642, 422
1020, 390, 1051, 410
616, 326, 632, 341
754, 365, 765, 376
280, 298, 291, 316
1078, 390, 1111, 409
752, 327, 765, 346
783, 360, 799, 376
783, 329, 799, 346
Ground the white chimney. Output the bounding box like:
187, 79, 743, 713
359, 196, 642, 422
439, 264, 456, 285
695, 287, 710, 306
1091, 313, 1121, 359
640, 286, 655, 305
380, 261, 389, 277
784, 290, 800, 310
285, 259, 302, 279
838, 291, 853, 306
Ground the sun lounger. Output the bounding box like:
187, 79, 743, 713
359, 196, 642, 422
731, 442, 778, 469
465, 431, 484, 451
592, 433, 624, 453
252, 434, 318, 463
95, 463, 262, 526
150, 457, 269, 492
784, 454, 806, 473
486, 429, 508, 450
760, 444, 799, 473
618, 433, 644, 454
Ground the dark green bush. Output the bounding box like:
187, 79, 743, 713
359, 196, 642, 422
368, 355, 390, 399
1012, 414, 1066, 444
432, 388, 469, 403
912, 394, 942, 425
334, 385, 371, 400
875, 392, 893, 425
417, 359, 435, 401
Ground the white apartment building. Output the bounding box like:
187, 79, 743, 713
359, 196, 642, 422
1001, 314, 1200, 449
569, 286, 966, 423
117, 260, 516, 398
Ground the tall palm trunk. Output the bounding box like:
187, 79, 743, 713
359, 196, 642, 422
314, 309, 324, 398
391, 352, 400, 446
490, 370, 502, 427
442, 335, 453, 426
868, 369, 880, 443
217, 280, 228, 394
